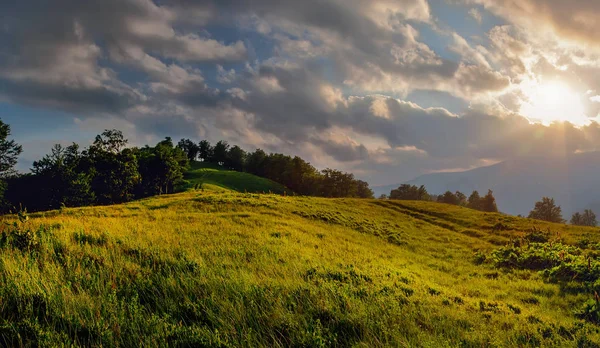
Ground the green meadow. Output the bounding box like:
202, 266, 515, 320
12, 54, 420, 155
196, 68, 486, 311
2, 184, 600, 346
182, 162, 290, 194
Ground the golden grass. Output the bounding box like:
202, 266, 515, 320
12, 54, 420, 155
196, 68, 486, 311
1, 190, 599, 346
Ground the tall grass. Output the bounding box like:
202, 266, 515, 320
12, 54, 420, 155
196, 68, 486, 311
1, 191, 599, 346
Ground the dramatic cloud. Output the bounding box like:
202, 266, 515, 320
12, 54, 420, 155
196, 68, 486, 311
2, 0, 600, 186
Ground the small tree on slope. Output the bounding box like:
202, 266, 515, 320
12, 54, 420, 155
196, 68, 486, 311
528, 197, 565, 223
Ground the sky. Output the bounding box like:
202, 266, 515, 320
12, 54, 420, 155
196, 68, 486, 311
3, 0, 600, 186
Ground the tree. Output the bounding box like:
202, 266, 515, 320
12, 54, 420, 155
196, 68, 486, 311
246, 149, 267, 177
390, 184, 430, 201
86, 130, 140, 204
92, 129, 127, 154
177, 139, 200, 161
528, 197, 564, 223
571, 209, 597, 227
31, 143, 94, 209
467, 191, 482, 210
355, 180, 374, 199
583, 209, 597, 227
571, 212, 583, 226
198, 140, 213, 162
138, 138, 189, 196
211, 140, 229, 165
226, 145, 246, 171
438, 191, 459, 205
480, 190, 498, 212
455, 191, 467, 206
0, 119, 23, 177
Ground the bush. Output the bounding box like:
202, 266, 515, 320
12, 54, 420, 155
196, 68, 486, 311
0, 211, 46, 253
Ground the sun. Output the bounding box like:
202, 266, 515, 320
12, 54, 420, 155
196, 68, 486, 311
519, 80, 589, 126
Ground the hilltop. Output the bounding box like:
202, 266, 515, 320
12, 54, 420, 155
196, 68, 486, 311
182, 161, 290, 194
2, 190, 600, 346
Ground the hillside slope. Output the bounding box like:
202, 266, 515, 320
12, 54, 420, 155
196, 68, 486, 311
1, 192, 600, 346
183, 162, 290, 194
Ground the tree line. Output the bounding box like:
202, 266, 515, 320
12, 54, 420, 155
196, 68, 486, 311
176, 138, 374, 199
527, 197, 597, 226
387, 184, 498, 212
3, 130, 188, 212
387, 184, 599, 227
0, 120, 373, 213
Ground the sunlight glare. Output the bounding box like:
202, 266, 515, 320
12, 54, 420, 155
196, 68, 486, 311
519, 81, 589, 126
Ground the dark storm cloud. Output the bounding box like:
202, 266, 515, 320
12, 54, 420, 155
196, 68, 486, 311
0, 0, 245, 113
3, 0, 600, 184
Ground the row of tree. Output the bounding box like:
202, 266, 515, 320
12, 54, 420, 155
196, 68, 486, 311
386, 185, 598, 227
388, 184, 498, 212
3, 131, 189, 212
527, 197, 597, 226
0, 120, 374, 213
175, 138, 374, 198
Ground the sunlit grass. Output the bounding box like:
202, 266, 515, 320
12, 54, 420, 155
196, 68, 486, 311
182, 162, 290, 194
1, 190, 600, 346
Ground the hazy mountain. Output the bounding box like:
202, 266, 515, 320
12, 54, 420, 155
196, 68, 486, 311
373, 152, 600, 217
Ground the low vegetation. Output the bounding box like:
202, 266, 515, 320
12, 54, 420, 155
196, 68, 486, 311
2, 189, 600, 346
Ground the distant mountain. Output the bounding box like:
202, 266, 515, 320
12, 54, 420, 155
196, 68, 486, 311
373, 152, 600, 217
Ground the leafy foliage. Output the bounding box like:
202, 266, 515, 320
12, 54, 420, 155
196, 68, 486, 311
529, 197, 565, 223
571, 209, 597, 227
389, 184, 430, 201
0, 119, 22, 178
4, 130, 188, 212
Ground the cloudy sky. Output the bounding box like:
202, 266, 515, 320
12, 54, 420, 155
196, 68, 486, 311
3, 0, 600, 186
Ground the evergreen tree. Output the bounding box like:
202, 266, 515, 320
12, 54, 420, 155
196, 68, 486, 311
0, 119, 22, 178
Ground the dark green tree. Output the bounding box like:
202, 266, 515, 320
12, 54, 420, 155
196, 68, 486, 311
246, 149, 267, 177
571, 212, 583, 226
528, 197, 564, 223
211, 140, 229, 165
198, 140, 213, 162
389, 184, 430, 201
138, 138, 189, 196
438, 191, 459, 205
455, 191, 467, 206
177, 139, 200, 161
571, 209, 597, 227
0, 119, 22, 178
355, 180, 374, 199
226, 145, 247, 171
86, 130, 140, 204
480, 190, 499, 212
467, 191, 482, 210
31, 143, 94, 209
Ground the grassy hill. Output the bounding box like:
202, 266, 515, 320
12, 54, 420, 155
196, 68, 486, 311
2, 190, 600, 346
182, 162, 290, 194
